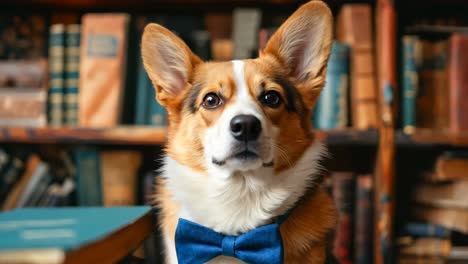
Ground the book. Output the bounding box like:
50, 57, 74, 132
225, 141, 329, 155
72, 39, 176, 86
64, 24, 81, 126
0, 149, 9, 175
355, 174, 373, 264
232, 8, 261, 59
78, 13, 130, 127
448, 247, 468, 263
313, 41, 350, 129
1, 155, 41, 211
0, 206, 153, 264
100, 151, 142, 206
336, 4, 378, 129
414, 181, 468, 209
425, 154, 468, 181
47, 24, 66, 127
190, 30, 212, 61
0, 153, 28, 204
401, 35, 422, 133
0, 15, 47, 59
448, 34, 468, 132
413, 206, 468, 234
403, 223, 451, 238
399, 238, 451, 257
416, 39, 448, 129
15, 162, 49, 208
0, 60, 48, 127
75, 148, 102, 206
398, 256, 445, 264
23, 165, 52, 207
332, 172, 355, 264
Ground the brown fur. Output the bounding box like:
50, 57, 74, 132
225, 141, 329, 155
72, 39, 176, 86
142, 1, 336, 263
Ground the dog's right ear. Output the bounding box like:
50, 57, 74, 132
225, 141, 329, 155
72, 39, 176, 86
141, 24, 201, 107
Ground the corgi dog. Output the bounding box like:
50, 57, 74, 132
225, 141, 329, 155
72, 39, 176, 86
141, 1, 337, 263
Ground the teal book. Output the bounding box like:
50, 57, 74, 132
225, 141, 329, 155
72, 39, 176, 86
0, 206, 150, 252
313, 41, 350, 129
75, 148, 102, 206
401, 35, 421, 133
134, 49, 151, 125
47, 24, 66, 127
64, 24, 81, 126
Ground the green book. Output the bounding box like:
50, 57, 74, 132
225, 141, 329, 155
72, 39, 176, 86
48, 24, 66, 127
401, 35, 421, 133
64, 24, 81, 126
0, 206, 151, 261
75, 148, 102, 206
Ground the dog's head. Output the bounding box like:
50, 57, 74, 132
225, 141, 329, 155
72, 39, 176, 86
142, 1, 332, 179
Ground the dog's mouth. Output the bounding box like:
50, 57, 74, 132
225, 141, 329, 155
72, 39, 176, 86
212, 150, 273, 167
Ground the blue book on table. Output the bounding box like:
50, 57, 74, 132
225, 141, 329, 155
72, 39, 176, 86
0, 206, 151, 252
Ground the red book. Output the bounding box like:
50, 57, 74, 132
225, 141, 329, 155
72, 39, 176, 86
332, 172, 355, 264
448, 34, 468, 132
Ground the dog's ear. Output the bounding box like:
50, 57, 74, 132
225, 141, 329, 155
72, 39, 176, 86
141, 23, 202, 107
262, 1, 333, 106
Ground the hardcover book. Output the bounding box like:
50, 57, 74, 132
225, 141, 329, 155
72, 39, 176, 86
336, 4, 378, 129
64, 24, 81, 126
78, 14, 130, 127
48, 24, 66, 127
314, 42, 350, 129
355, 174, 373, 264
448, 34, 468, 132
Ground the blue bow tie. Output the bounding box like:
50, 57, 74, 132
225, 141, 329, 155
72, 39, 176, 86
175, 218, 284, 264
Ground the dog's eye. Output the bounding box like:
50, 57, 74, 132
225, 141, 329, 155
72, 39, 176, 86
261, 90, 282, 108
202, 93, 223, 109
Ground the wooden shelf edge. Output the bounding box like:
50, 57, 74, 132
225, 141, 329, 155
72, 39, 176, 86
0, 126, 378, 146
0, 126, 167, 145
396, 129, 468, 146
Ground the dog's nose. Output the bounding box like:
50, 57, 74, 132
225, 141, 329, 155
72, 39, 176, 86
230, 115, 262, 141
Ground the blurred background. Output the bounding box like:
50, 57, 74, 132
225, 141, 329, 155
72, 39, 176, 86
0, 0, 468, 263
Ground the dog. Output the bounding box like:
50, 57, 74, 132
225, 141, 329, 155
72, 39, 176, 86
141, 1, 337, 263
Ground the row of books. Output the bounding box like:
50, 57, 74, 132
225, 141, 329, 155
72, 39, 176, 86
314, 4, 378, 130
0, 147, 163, 262
401, 31, 468, 133
398, 151, 468, 263
325, 172, 374, 264
0, 4, 381, 131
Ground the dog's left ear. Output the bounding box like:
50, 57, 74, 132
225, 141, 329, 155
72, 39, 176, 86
263, 0, 333, 106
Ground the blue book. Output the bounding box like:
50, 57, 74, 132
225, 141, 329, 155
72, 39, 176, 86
313, 41, 350, 129
75, 148, 102, 206
47, 24, 66, 127
147, 88, 167, 127
404, 222, 451, 238
401, 36, 421, 133
135, 56, 151, 125
64, 24, 81, 126
0, 206, 151, 262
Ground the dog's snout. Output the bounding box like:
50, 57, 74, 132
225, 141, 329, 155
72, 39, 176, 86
230, 115, 262, 142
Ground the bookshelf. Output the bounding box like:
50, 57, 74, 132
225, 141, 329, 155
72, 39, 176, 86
0, 127, 378, 145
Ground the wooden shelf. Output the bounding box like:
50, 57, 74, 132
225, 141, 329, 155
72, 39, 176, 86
396, 129, 468, 147
0, 126, 167, 145
0, 126, 378, 146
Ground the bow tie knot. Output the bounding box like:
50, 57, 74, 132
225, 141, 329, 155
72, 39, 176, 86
175, 218, 284, 264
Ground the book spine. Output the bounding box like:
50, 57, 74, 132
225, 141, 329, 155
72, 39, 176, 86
232, 8, 262, 59
449, 34, 468, 132
0, 156, 26, 203
313, 42, 350, 129
48, 24, 66, 127
404, 223, 451, 239
79, 14, 130, 127
75, 148, 102, 206
332, 172, 355, 264
64, 24, 81, 126
401, 36, 420, 133
355, 174, 373, 264
336, 5, 379, 129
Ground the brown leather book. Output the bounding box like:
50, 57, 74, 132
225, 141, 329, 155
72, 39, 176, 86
100, 151, 142, 206
414, 206, 468, 234
416, 39, 448, 129
336, 4, 378, 129
78, 14, 130, 127
448, 34, 468, 132
424, 155, 468, 181
414, 181, 468, 209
